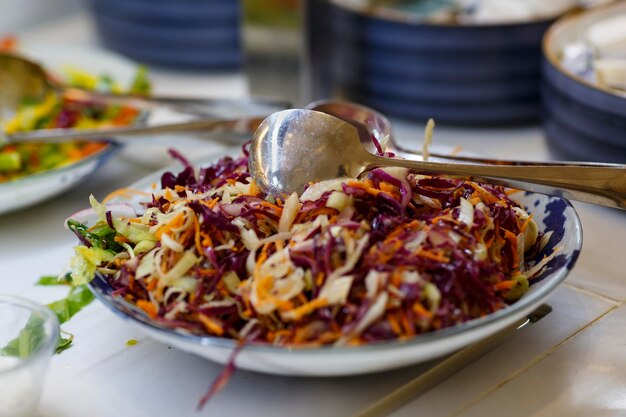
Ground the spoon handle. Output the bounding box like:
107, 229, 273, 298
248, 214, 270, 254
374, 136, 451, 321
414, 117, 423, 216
390, 145, 615, 168
368, 155, 626, 209
62, 88, 291, 117
7, 117, 264, 143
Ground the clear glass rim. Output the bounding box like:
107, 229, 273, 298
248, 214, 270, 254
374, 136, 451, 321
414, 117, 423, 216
0, 293, 59, 373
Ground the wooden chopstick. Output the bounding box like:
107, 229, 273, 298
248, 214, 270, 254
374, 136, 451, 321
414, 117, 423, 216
351, 304, 553, 417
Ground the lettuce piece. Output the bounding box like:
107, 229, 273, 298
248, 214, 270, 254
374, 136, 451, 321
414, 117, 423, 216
89, 195, 157, 244
129, 65, 151, 95
47, 285, 95, 325
69, 246, 114, 285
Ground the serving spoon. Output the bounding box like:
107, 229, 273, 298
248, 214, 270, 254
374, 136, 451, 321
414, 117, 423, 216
0, 52, 286, 143
0, 52, 290, 117
249, 109, 626, 209
307, 99, 608, 167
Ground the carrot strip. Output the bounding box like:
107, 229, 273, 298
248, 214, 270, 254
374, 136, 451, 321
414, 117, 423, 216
137, 300, 158, 319
102, 187, 152, 204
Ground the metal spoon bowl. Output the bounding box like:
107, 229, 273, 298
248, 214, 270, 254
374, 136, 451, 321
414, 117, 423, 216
0, 52, 288, 144
249, 109, 626, 209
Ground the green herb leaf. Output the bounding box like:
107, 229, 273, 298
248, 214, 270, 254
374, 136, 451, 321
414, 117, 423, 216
67, 219, 124, 252
0, 315, 46, 358
55, 335, 73, 354
36, 273, 72, 286
47, 285, 95, 325
129, 65, 151, 95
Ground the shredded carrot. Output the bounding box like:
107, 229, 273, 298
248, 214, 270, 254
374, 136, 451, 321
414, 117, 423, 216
413, 302, 433, 318
502, 229, 518, 266
155, 212, 185, 239
102, 188, 152, 204
146, 278, 158, 291
469, 183, 500, 205
315, 272, 325, 287
494, 280, 516, 291
387, 313, 402, 335
259, 201, 283, 213
136, 300, 158, 319
519, 213, 534, 233
346, 180, 381, 197
415, 249, 450, 263
197, 314, 224, 336
400, 312, 415, 336
285, 298, 328, 321
207, 197, 220, 209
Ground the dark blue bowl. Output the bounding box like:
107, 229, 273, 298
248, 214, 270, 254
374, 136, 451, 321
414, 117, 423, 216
544, 117, 626, 163
308, 0, 554, 125
361, 45, 541, 81
358, 94, 540, 126
91, 0, 241, 69
94, 11, 240, 49
542, 83, 626, 148
98, 37, 241, 70
541, 4, 626, 162
330, 59, 540, 104
92, 0, 238, 25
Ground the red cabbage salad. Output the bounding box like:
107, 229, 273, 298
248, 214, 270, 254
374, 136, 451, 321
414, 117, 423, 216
68, 146, 556, 347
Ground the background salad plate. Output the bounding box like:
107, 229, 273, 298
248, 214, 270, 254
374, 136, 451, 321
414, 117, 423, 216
0, 42, 138, 214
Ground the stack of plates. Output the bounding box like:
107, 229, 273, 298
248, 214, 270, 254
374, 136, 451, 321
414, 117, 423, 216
542, 4, 626, 163
91, 0, 241, 70
310, 0, 554, 125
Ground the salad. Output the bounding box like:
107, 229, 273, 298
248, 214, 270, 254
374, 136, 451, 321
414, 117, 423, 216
0, 37, 150, 182
67, 145, 555, 348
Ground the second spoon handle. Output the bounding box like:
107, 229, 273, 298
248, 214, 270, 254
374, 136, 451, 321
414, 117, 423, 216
369, 155, 626, 209
390, 144, 614, 168
7, 117, 264, 143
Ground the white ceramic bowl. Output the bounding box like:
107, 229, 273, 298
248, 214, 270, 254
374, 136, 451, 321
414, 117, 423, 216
85, 152, 583, 376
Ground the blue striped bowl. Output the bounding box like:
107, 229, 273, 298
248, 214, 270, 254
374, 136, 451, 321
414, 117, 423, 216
91, 0, 241, 70
541, 3, 626, 162
309, 0, 555, 125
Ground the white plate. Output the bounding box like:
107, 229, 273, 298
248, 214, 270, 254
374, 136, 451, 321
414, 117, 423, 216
0, 42, 139, 215
0, 142, 121, 215
25, 41, 243, 169
20, 41, 138, 86
86, 150, 583, 377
